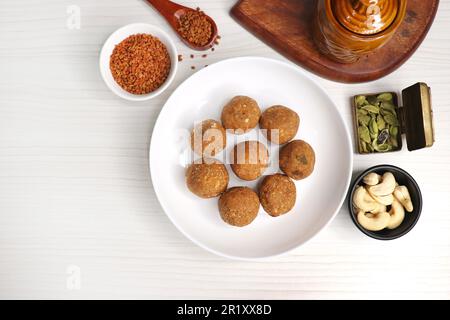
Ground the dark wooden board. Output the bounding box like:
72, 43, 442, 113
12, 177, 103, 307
231, 0, 439, 83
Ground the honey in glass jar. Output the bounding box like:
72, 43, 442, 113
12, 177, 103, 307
314, 0, 407, 63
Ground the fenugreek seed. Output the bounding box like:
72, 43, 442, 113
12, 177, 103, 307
178, 9, 213, 47
110, 34, 171, 95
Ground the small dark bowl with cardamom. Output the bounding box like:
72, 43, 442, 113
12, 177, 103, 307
348, 164, 422, 240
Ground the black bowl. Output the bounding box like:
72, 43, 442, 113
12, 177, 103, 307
348, 164, 422, 240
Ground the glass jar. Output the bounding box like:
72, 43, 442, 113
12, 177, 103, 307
314, 0, 407, 63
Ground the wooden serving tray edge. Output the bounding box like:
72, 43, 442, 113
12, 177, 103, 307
230, 0, 440, 83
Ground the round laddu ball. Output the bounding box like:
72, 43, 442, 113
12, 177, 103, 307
259, 174, 296, 217
230, 141, 269, 181
190, 119, 226, 157
221, 96, 261, 134
186, 158, 229, 198
259, 105, 300, 144
279, 140, 315, 180
218, 187, 260, 227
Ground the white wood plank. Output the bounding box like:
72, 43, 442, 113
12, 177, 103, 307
0, 0, 449, 299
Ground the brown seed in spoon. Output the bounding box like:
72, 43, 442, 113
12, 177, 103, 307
178, 9, 213, 47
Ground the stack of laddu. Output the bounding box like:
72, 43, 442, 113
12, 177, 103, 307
186, 95, 316, 227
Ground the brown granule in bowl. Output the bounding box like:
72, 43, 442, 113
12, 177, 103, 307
178, 9, 213, 47
110, 34, 171, 95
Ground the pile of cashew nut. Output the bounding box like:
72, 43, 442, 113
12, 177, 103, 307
353, 172, 414, 231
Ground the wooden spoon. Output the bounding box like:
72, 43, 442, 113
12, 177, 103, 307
145, 0, 218, 51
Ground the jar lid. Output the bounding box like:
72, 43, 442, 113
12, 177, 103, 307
401, 83, 435, 151
331, 0, 400, 35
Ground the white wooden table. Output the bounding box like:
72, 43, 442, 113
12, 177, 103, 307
0, 0, 449, 299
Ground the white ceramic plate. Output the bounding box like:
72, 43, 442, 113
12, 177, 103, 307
99, 23, 178, 101
150, 57, 353, 260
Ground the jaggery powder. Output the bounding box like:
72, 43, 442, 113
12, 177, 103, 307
178, 9, 213, 47
110, 34, 171, 95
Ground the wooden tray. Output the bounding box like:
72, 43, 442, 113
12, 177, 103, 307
231, 0, 439, 83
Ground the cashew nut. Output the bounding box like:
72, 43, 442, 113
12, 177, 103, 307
368, 172, 396, 196
369, 202, 387, 214
387, 198, 405, 229
354, 171, 415, 232
353, 186, 378, 212
393, 185, 413, 212
357, 210, 391, 231
363, 172, 381, 186
368, 190, 394, 206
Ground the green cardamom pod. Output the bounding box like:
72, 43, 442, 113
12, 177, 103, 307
359, 141, 368, 153
381, 101, 396, 111
358, 125, 371, 144
389, 125, 399, 137
377, 129, 390, 145
373, 140, 392, 153
380, 108, 397, 118
377, 93, 393, 102
357, 109, 368, 116
370, 132, 378, 140
384, 114, 399, 126
369, 118, 378, 135
389, 136, 399, 148
355, 95, 367, 107
361, 104, 380, 114
358, 114, 371, 126
377, 115, 386, 130
367, 95, 378, 105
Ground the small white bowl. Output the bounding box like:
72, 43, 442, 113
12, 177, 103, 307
100, 23, 178, 101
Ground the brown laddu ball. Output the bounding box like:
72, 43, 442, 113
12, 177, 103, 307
186, 158, 229, 198
230, 141, 269, 181
259, 105, 300, 144
221, 96, 261, 134
259, 174, 296, 217
218, 187, 260, 227
279, 140, 315, 180
190, 119, 227, 157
